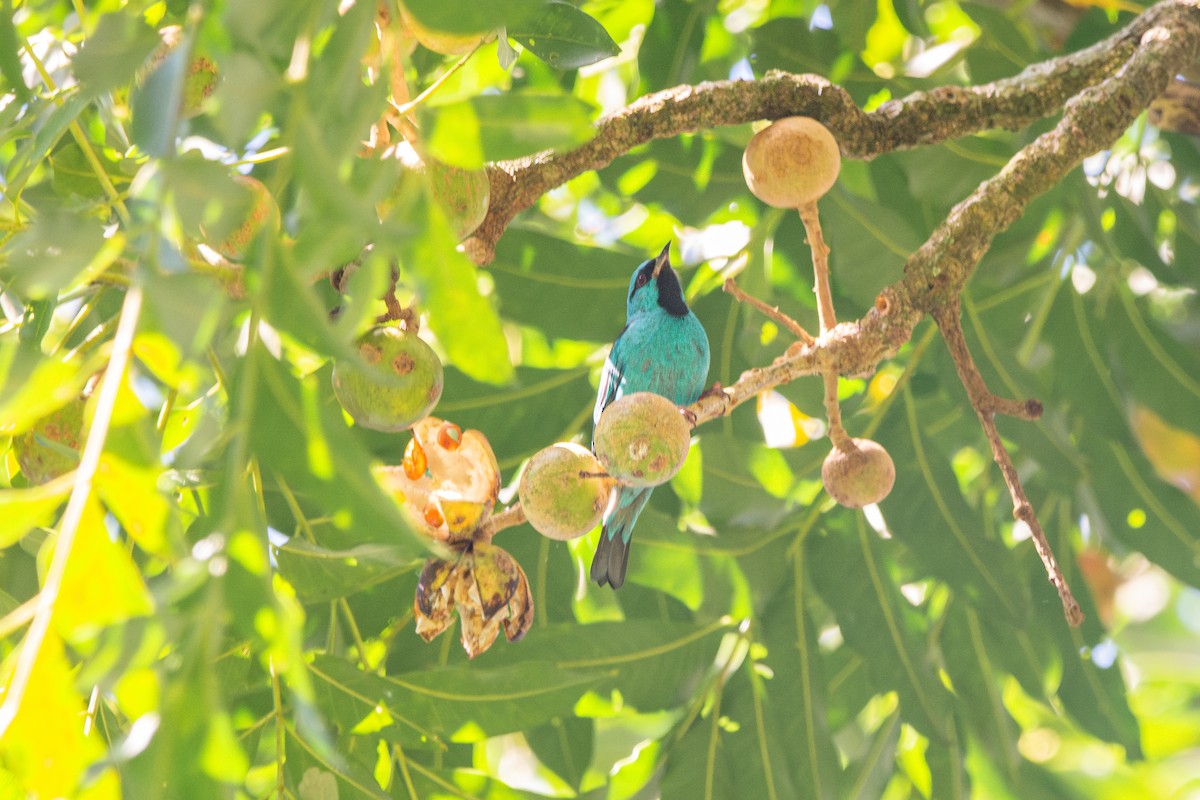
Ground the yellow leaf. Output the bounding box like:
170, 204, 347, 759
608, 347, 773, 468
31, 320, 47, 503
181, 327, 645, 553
95, 454, 174, 558
0, 473, 72, 547
1060, 0, 1143, 14
1131, 405, 1200, 503
42, 494, 154, 643
0, 632, 116, 798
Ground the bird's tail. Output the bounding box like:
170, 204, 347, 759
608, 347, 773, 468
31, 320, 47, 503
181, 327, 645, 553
590, 487, 652, 589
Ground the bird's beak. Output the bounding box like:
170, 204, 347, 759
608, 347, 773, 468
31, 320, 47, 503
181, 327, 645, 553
651, 243, 671, 279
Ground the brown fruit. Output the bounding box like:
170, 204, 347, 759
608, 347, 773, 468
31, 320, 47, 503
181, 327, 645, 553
821, 438, 895, 508
593, 393, 692, 488
14, 397, 86, 484
413, 541, 533, 658
519, 443, 613, 540
742, 116, 841, 208
332, 326, 444, 432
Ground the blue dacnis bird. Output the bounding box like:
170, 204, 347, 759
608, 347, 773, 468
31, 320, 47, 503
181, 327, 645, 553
591, 244, 711, 589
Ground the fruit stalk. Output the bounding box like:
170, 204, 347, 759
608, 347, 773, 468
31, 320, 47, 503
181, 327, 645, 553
797, 200, 854, 453
799, 201, 836, 336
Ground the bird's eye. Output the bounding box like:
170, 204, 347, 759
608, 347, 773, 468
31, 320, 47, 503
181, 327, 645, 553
634, 272, 650, 289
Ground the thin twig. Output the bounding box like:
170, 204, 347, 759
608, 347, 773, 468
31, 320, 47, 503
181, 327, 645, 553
798, 199, 853, 451
933, 302, 1083, 627
394, 40, 484, 116
723, 277, 814, 344
375, 263, 407, 324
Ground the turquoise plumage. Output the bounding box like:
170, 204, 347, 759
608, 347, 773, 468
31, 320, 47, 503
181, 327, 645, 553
591, 244, 710, 588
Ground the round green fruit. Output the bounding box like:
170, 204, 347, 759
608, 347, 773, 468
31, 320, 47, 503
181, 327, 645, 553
332, 326, 444, 432
383, 143, 489, 241
519, 442, 613, 540
15, 397, 86, 484
821, 437, 895, 508
427, 159, 489, 241
593, 392, 692, 488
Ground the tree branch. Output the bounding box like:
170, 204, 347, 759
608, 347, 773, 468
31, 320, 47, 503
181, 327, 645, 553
682, 0, 1200, 429
665, 0, 1200, 626
463, 0, 1198, 265
932, 301, 1083, 626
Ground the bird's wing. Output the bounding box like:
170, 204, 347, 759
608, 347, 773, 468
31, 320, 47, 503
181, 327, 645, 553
593, 327, 627, 433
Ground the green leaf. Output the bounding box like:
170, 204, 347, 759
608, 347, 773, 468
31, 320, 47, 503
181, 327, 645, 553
489, 232, 633, 344
0, 0, 30, 103
308, 655, 606, 744
874, 389, 1032, 624
508, 1, 620, 70
96, 453, 178, 559
401, 765, 554, 799
49, 142, 115, 198
274, 540, 415, 603
400, 0, 542, 36
47, 494, 155, 644
638, 0, 707, 88
130, 43, 186, 156
1026, 548, 1143, 758
283, 731, 389, 800
405, 200, 514, 385
241, 345, 429, 560
0, 210, 107, 300
841, 711, 902, 800
0, 343, 92, 437
484, 620, 732, 712
940, 602, 1021, 785
525, 717, 593, 792
808, 516, 954, 742
760, 581, 840, 799
435, 366, 591, 470
71, 12, 161, 97
424, 94, 596, 166
4, 95, 89, 196
1107, 288, 1200, 439
822, 188, 922, 313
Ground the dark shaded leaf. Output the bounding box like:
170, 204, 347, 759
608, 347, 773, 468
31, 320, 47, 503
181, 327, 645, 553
808, 516, 954, 742
509, 1, 620, 69
525, 717, 593, 792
